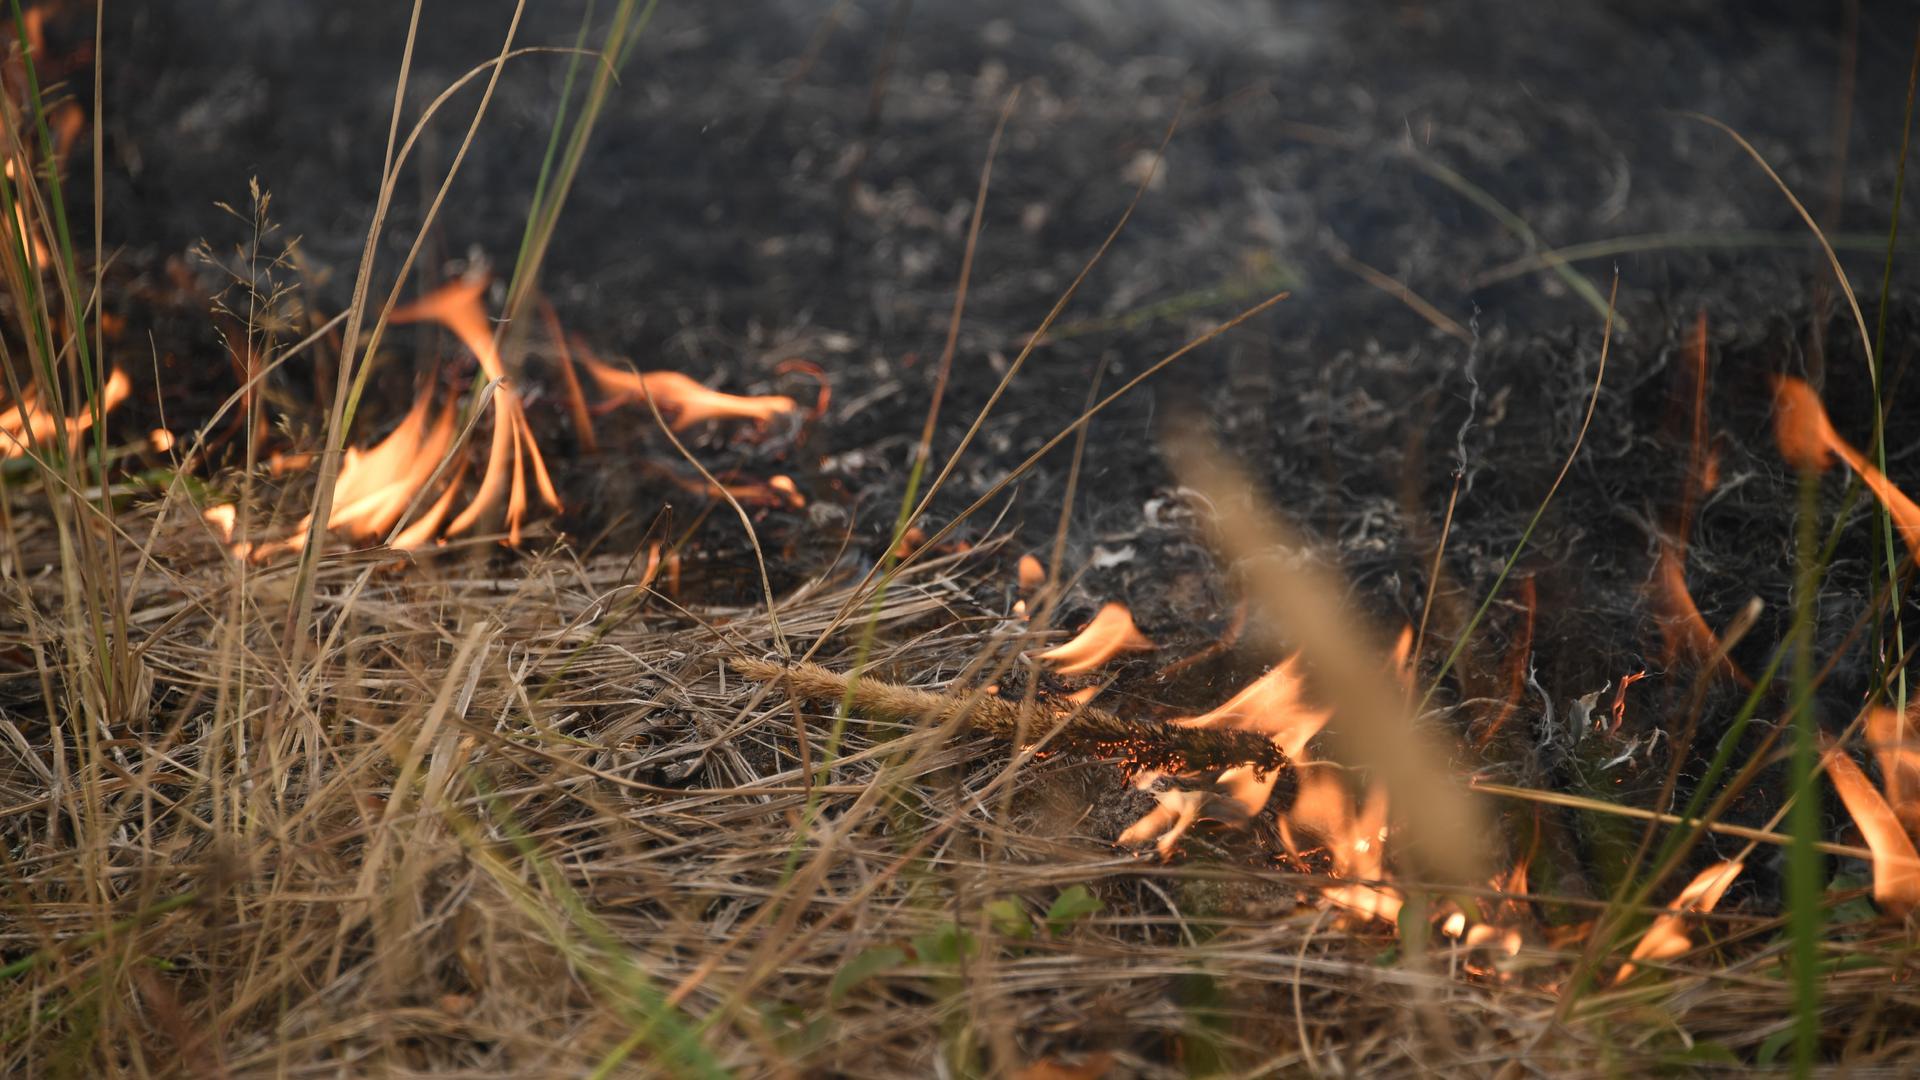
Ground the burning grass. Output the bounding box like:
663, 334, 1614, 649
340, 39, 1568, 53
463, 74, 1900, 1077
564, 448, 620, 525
11, 1, 1920, 1075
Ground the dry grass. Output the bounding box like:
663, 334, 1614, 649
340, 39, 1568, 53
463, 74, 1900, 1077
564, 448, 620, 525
3, 493, 1920, 1077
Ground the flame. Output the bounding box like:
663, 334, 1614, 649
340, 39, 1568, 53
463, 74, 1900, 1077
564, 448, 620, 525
1618, 861, 1742, 981
1440, 859, 1529, 958
389, 277, 561, 544
1653, 542, 1743, 679
1119, 660, 1332, 856
1609, 670, 1650, 734
268, 450, 314, 475
246, 386, 461, 559
203, 503, 237, 543
1476, 575, 1536, 748
0, 368, 130, 458
1284, 769, 1401, 923
714, 473, 806, 509
2, 158, 52, 271
1773, 376, 1920, 557
323, 391, 459, 543
1824, 745, 1920, 914
1866, 706, 1920, 836
581, 357, 796, 430
1018, 554, 1045, 593
147, 428, 175, 453
1036, 603, 1156, 675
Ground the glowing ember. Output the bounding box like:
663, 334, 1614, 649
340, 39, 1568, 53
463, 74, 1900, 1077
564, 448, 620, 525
1824, 745, 1920, 914
389, 277, 561, 544
1773, 375, 1920, 557
1618, 861, 1743, 981
1036, 602, 1156, 676
148, 428, 175, 453
580, 357, 797, 431
0, 368, 131, 458
1866, 706, 1920, 836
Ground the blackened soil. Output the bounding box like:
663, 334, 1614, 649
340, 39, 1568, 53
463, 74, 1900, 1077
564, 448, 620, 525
69, 1, 1920, 899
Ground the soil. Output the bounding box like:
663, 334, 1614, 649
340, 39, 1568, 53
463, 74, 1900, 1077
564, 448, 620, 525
68, 0, 1920, 899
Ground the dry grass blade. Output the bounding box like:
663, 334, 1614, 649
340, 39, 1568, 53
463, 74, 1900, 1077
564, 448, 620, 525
734, 657, 1290, 775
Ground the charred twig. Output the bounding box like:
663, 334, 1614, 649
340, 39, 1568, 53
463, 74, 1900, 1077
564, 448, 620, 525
733, 657, 1289, 777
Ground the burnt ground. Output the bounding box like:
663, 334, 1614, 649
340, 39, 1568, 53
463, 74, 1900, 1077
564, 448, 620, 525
69, 0, 1920, 905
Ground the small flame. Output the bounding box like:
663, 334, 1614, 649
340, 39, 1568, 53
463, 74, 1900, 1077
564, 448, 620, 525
1180, 657, 1329, 762
0, 368, 131, 458
203, 503, 237, 543
1618, 861, 1742, 981
1476, 575, 1537, 748
1390, 624, 1414, 686
1866, 706, 1920, 836
148, 428, 175, 453
1284, 770, 1401, 923
1824, 745, 1920, 914
1018, 554, 1046, 593
1609, 670, 1650, 734
695, 472, 806, 509
1036, 603, 1156, 676
1773, 376, 1920, 557
325, 389, 459, 543
268, 450, 315, 476
1653, 542, 1739, 678
247, 386, 461, 559
581, 357, 797, 430
389, 277, 561, 544
1120, 660, 1332, 856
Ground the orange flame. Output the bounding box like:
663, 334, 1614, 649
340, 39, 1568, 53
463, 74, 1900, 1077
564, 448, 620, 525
1119, 660, 1332, 856
389, 277, 561, 544
1618, 860, 1743, 981
1609, 670, 1650, 734
1284, 770, 1401, 923
1018, 554, 1045, 593
325, 389, 459, 544
1476, 575, 1537, 749
1653, 541, 1744, 680
203, 503, 237, 543
1824, 745, 1920, 914
580, 357, 796, 431
1440, 858, 1528, 959
246, 386, 461, 559
1866, 706, 1920, 837
1036, 603, 1156, 675
1773, 376, 1920, 557
713, 472, 806, 509
0, 368, 130, 458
